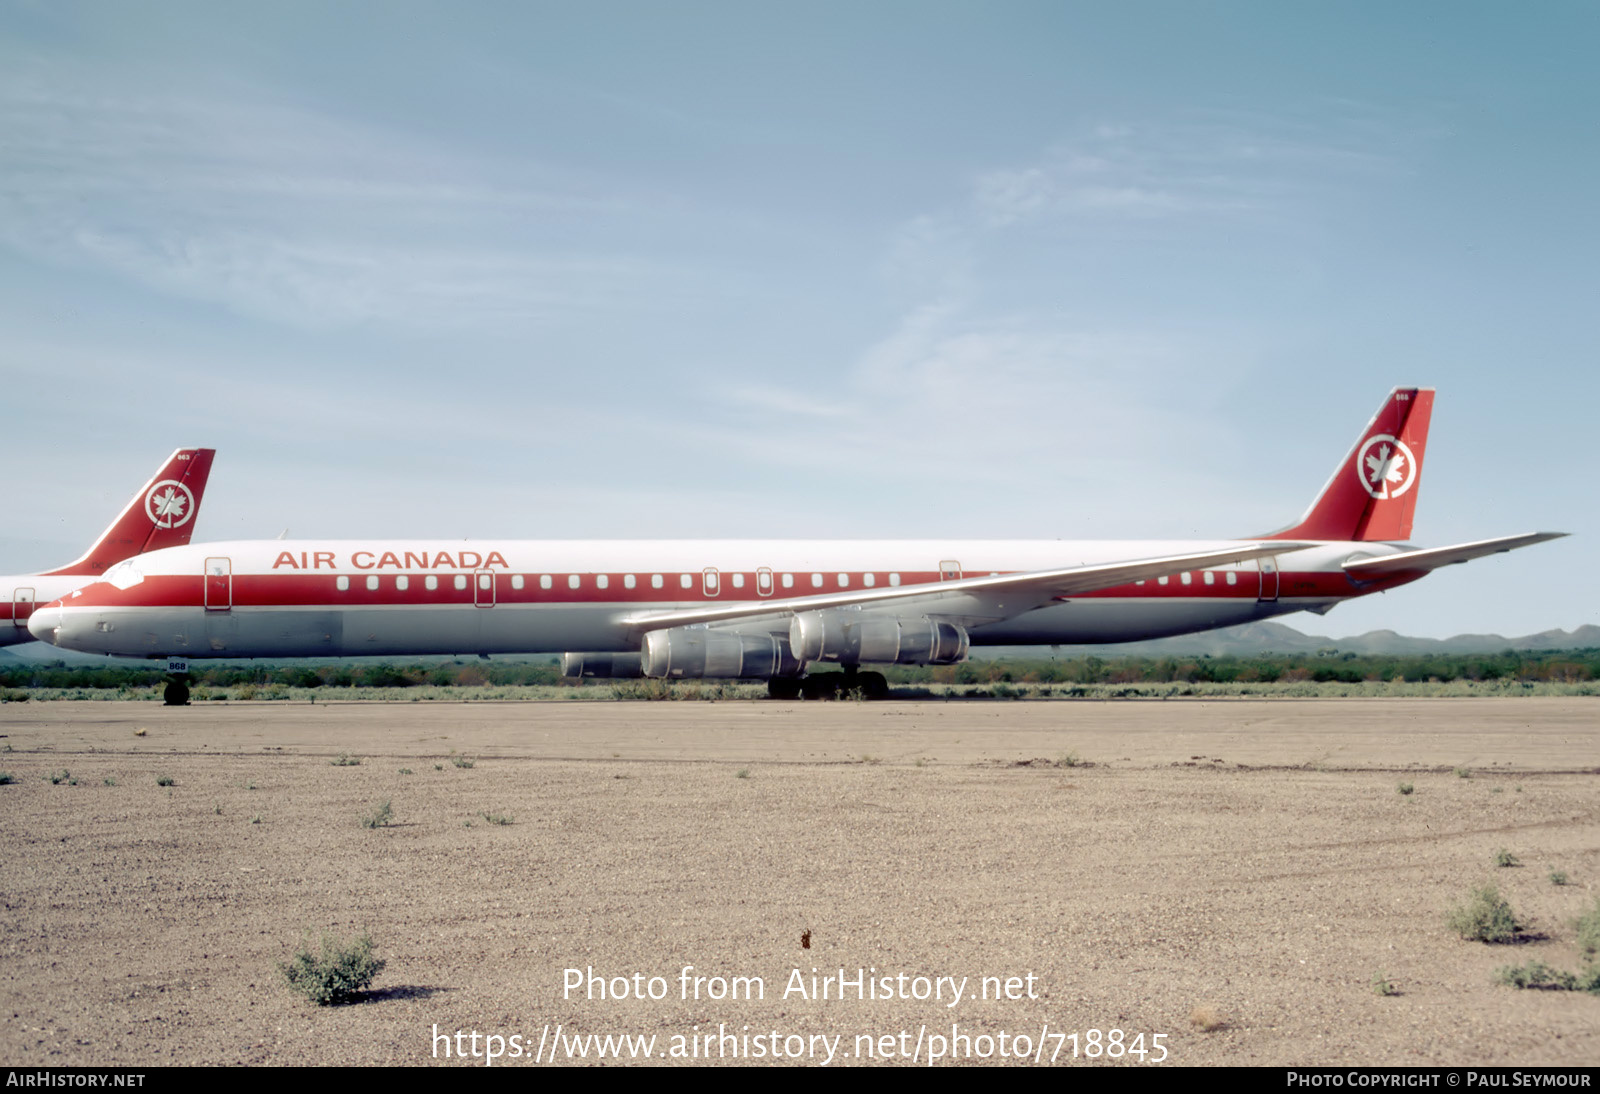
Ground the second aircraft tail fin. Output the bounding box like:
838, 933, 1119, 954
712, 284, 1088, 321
42, 448, 217, 576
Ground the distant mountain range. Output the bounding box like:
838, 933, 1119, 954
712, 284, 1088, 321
3, 623, 1596, 667
972, 622, 1600, 659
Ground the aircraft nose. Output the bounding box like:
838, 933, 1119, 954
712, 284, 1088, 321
27, 605, 63, 645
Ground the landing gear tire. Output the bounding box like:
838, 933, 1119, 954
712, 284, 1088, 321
800, 675, 841, 701
767, 677, 802, 701
858, 671, 890, 700
163, 680, 190, 706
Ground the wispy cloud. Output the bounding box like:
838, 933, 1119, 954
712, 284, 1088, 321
973, 114, 1403, 228
0, 65, 706, 332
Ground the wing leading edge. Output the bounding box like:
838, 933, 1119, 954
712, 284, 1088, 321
620, 541, 1314, 637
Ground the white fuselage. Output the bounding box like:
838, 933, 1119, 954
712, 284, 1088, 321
29, 537, 1411, 660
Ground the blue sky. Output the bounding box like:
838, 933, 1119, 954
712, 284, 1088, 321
1, 2, 1593, 638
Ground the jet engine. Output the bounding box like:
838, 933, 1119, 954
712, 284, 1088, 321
640, 628, 802, 679
560, 652, 644, 679
789, 611, 969, 665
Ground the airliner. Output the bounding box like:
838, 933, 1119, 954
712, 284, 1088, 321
28, 391, 1562, 700
4, 448, 216, 647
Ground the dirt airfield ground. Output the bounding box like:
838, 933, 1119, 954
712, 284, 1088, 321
1, 696, 1596, 1068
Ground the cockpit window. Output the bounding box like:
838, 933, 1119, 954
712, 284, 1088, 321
105, 562, 146, 590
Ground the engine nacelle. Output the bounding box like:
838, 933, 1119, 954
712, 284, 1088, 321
789, 612, 969, 665
641, 628, 802, 679
560, 652, 644, 679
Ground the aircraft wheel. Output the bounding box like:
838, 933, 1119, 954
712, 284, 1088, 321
800, 676, 840, 701
859, 671, 890, 700
163, 681, 190, 706
767, 677, 802, 700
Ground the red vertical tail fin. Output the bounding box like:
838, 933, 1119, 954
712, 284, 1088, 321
1262, 388, 1433, 542
42, 449, 217, 576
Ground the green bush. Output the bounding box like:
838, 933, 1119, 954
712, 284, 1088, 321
1577, 897, 1600, 958
1446, 885, 1523, 943
1494, 848, 1521, 868
361, 801, 394, 829
280, 933, 385, 1005
1495, 961, 1600, 995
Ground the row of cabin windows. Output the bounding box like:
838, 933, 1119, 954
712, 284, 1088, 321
330, 571, 910, 594
1135, 571, 1240, 587
328, 570, 1243, 594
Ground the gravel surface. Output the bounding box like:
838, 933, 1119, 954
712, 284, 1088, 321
2, 697, 1595, 1067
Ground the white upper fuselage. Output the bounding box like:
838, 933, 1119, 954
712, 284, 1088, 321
30, 536, 1414, 660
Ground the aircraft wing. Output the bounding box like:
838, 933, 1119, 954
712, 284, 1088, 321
621, 541, 1313, 635
1342, 532, 1567, 578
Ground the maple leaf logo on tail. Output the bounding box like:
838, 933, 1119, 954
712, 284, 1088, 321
144, 480, 196, 529
1355, 434, 1417, 501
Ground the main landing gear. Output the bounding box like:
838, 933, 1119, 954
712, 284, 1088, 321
768, 668, 891, 701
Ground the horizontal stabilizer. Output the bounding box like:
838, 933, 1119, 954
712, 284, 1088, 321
1343, 532, 1567, 578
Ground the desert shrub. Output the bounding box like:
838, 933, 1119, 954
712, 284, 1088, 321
361, 801, 394, 829
156, 775, 175, 787
1577, 897, 1600, 958
1396, 782, 1413, 796
1446, 885, 1523, 943
330, 753, 361, 767
280, 933, 385, 1005
1494, 848, 1521, 868
1495, 961, 1600, 995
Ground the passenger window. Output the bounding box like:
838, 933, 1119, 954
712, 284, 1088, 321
888, 573, 900, 587
366, 575, 379, 591
680, 574, 692, 589
651, 574, 663, 589
863, 573, 875, 587
731, 573, 744, 588
1204, 571, 1214, 585
426, 575, 438, 591
455, 575, 467, 591
1181, 572, 1192, 585
782, 573, 794, 588
1158, 576, 1169, 585
479, 574, 491, 590
568, 575, 580, 590
811, 573, 823, 588
1226, 572, 1237, 585
540, 574, 552, 590
336, 576, 349, 592
837, 574, 849, 587
511, 575, 524, 590
396, 576, 409, 591
596, 575, 609, 590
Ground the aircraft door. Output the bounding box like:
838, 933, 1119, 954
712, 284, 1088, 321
474, 570, 496, 608
12, 587, 33, 628
1257, 556, 1279, 602
939, 560, 962, 581
756, 567, 774, 597
702, 568, 720, 597
204, 558, 232, 611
